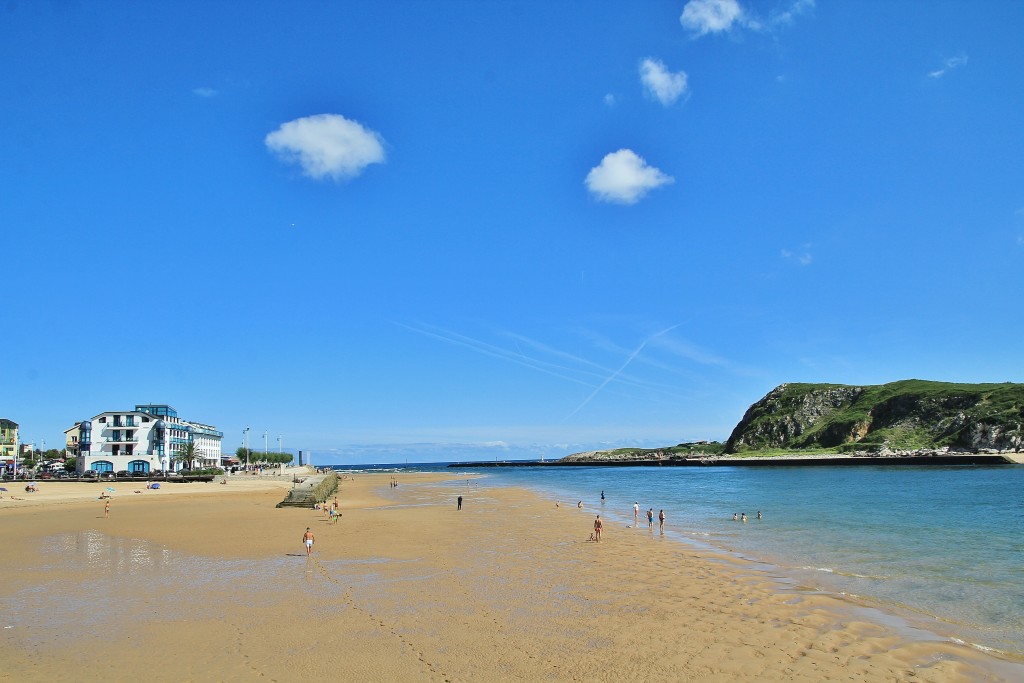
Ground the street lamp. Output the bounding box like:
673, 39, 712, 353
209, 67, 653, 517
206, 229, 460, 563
244, 427, 250, 468
263, 431, 268, 460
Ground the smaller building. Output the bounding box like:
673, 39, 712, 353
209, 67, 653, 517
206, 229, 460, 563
1, 418, 18, 472
65, 423, 81, 457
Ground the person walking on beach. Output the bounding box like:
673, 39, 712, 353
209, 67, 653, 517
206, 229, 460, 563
658, 509, 665, 532
302, 527, 315, 556
104, 499, 110, 519
633, 502, 639, 526
457, 495, 463, 511
594, 515, 603, 542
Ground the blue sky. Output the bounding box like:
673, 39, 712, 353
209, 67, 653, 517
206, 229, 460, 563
3, 1, 1023, 464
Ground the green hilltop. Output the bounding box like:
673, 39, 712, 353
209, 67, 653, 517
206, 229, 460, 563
726, 379, 1024, 453
562, 380, 1024, 461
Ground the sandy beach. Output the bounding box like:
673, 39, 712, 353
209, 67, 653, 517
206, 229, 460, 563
1, 472, 1020, 682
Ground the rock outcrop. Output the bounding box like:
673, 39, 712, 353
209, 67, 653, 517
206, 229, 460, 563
724, 380, 1024, 454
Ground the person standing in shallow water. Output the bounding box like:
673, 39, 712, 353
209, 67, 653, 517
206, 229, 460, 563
658, 509, 665, 532
647, 508, 654, 529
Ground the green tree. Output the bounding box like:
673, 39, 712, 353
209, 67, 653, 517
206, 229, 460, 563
64, 457, 77, 472
172, 442, 200, 471
235, 445, 252, 465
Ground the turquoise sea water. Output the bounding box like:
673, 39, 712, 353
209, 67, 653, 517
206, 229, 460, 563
344, 463, 1024, 658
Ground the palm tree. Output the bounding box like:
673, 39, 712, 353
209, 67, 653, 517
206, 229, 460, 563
172, 442, 200, 472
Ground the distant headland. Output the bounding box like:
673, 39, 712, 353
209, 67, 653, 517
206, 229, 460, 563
453, 380, 1024, 468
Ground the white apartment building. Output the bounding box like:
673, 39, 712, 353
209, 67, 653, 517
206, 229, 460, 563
75, 404, 223, 474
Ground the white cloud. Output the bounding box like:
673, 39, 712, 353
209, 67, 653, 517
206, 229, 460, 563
639, 58, 689, 106
781, 245, 813, 265
585, 149, 674, 205
192, 87, 217, 98
265, 113, 385, 181
681, 0, 746, 36
929, 53, 968, 79
681, 0, 815, 37
604, 93, 617, 106
772, 0, 815, 26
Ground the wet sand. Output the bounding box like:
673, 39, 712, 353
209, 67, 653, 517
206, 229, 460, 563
0, 472, 1020, 682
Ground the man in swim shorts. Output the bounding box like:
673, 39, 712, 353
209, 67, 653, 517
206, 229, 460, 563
594, 515, 603, 542
303, 527, 315, 556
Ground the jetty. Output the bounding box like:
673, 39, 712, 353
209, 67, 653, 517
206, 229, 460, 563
449, 453, 1020, 469
276, 472, 338, 508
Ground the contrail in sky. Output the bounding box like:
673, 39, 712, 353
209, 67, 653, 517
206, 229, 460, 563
563, 323, 681, 421
392, 321, 599, 387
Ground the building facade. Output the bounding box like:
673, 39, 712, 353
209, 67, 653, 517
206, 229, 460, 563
64, 423, 81, 457
76, 404, 223, 474
1, 418, 18, 472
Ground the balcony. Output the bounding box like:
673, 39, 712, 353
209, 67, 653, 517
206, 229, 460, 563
105, 436, 139, 443
110, 420, 137, 428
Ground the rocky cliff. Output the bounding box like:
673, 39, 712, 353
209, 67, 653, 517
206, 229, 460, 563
724, 380, 1024, 453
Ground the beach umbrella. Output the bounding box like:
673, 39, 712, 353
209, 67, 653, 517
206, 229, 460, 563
150, 483, 160, 489
105, 487, 116, 492
0, 487, 7, 491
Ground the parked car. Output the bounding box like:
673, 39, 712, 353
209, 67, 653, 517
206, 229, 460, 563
99, 472, 116, 480
82, 471, 98, 478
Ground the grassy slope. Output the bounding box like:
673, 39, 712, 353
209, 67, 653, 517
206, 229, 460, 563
572, 380, 1023, 461
739, 380, 1024, 452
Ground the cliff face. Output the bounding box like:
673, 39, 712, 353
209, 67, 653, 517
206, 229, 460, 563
724, 380, 1024, 453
